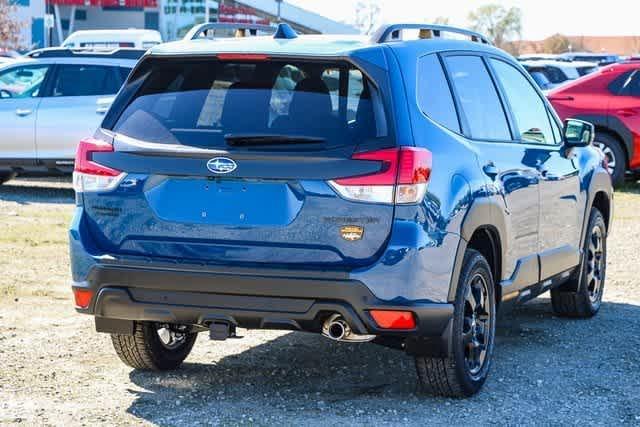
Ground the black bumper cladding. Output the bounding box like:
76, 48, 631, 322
75, 264, 454, 356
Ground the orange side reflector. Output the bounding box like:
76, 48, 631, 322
369, 310, 416, 329
73, 288, 93, 309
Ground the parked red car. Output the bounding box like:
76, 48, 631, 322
548, 61, 640, 186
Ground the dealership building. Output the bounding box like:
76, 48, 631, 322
14, 0, 359, 49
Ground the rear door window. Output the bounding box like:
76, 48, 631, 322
545, 66, 569, 83
577, 66, 597, 76
444, 55, 511, 141
111, 58, 384, 149
417, 54, 460, 133
608, 71, 635, 95
51, 64, 122, 97
622, 70, 640, 97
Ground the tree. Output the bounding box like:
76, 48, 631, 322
0, 0, 24, 50
468, 4, 522, 49
353, 0, 380, 35
432, 16, 450, 25
543, 33, 571, 54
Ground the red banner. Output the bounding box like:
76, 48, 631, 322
45, 0, 157, 8
218, 3, 270, 25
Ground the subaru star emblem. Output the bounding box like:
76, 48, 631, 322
207, 157, 237, 174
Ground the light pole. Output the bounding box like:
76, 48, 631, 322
276, 0, 283, 22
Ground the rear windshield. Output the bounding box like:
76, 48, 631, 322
577, 66, 597, 76
110, 58, 385, 149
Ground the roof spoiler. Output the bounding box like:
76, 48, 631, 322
371, 24, 492, 45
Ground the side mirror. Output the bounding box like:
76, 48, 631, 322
563, 119, 595, 147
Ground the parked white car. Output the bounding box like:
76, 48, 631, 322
521, 60, 598, 90
62, 29, 162, 50
0, 48, 144, 184
518, 53, 560, 61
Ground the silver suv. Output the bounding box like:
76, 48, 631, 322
0, 48, 144, 184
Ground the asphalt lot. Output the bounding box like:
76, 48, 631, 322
1, 177, 639, 426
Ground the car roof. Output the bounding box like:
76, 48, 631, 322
0, 58, 35, 70
518, 54, 559, 60
0, 54, 137, 69
67, 29, 161, 37
521, 59, 598, 68
598, 61, 640, 72
150, 34, 371, 57
560, 51, 617, 57
148, 33, 503, 58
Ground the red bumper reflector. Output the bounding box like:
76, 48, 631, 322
73, 288, 94, 309
369, 310, 416, 329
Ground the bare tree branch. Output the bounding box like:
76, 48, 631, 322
353, 0, 380, 35
0, 0, 25, 50
468, 4, 522, 50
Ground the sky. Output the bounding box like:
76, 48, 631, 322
287, 0, 640, 40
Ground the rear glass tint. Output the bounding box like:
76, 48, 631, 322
444, 55, 511, 141
417, 54, 460, 133
111, 58, 385, 149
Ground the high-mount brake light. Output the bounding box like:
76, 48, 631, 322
217, 53, 270, 61
73, 138, 125, 193
328, 147, 432, 204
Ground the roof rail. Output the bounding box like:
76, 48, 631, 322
371, 24, 492, 45
184, 23, 276, 41
25, 47, 147, 60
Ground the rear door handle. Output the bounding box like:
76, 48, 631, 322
482, 163, 499, 179
15, 108, 32, 117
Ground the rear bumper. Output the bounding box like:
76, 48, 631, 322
74, 263, 454, 356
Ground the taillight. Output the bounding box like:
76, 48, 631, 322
72, 138, 125, 193
328, 147, 431, 204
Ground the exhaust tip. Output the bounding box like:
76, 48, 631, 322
327, 321, 346, 340
321, 313, 377, 343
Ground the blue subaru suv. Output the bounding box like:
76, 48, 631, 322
69, 23, 613, 397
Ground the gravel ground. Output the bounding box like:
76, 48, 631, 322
1, 177, 639, 426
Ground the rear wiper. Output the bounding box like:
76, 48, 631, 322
225, 133, 325, 147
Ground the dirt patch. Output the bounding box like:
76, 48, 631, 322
1, 177, 639, 426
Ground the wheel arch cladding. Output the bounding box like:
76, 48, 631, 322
591, 191, 611, 232
465, 227, 502, 306
450, 199, 506, 305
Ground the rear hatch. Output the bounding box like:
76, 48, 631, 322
80, 55, 397, 269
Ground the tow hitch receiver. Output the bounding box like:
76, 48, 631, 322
209, 321, 237, 341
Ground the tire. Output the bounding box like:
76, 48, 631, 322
0, 172, 16, 185
593, 133, 625, 188
551, 208, 607, 318
110, 322, 197, 370
415, 249, 496, 397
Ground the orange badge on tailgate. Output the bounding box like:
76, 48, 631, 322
340, 225, 364, 241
